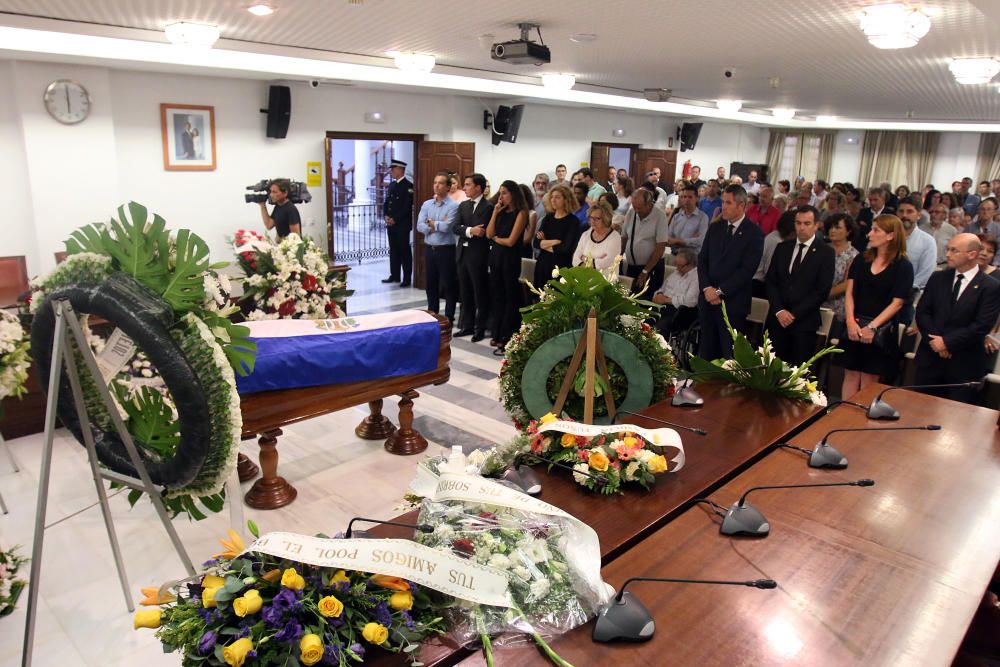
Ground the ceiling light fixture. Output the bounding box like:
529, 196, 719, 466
612, 128, 626, 138
569, 33, 598, 43
364, 111, 386, 124
948, 58, 1000, 85
388, 51, 435, 73
716, 99, 742, 113
772, 108, 795, 121
816, 115, 838, 124
859, 3, 930, 49
541, 73, 575, 90
247, 4, 274, 16
164, 22, 221, 47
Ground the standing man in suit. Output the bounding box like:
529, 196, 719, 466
915, 233, 1000, 404
764, 205, 836, 366
697, 184, 765, 359
453, 173, 494, 341
382, 159, 414, 287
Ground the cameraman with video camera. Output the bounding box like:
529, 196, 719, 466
259, 178, 301, 239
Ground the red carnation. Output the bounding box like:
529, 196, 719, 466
302, 273, 317, 291
266, 288, 277, 298
278, 299, 296, 317
452, 539, 475, 557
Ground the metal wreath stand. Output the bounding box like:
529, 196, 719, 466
20, 300, 245, 667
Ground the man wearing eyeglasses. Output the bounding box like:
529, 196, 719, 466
532, 173, 550, 222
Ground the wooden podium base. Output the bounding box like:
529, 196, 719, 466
355, 399, 397, 440
244, 429, 297, 509
384, 390, 427, 455
236, 453, 259, 483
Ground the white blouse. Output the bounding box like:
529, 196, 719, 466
573, 229, 622, 271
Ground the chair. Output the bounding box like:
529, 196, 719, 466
0, 256, 29, 308
663, 264, 677, 280
617, 274, 634, 291
519, 257, 536, 285
747, 297, 770, 346
813, 307, 835, 391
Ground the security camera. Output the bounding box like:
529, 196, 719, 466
309, 80, 320, 88
724, 70, 733, 78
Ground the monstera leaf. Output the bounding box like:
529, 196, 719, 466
205, 313, 258, 376
113, 384, 180, 457
104, 202, 169, 289
521, 266, 658, 326
64, 222, 110, 255
160, 229, 210, 312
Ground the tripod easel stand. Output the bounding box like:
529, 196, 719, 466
550, 308, 618, 423
21, 300, 199, 667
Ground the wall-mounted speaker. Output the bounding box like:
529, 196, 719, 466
677, 122, 703, 152
261, 85, 291, 139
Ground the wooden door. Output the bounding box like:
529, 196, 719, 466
590, 144, 611, 187
413, 141, 475, 289
635, 148, 678, 187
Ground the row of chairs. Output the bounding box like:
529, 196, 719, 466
518, 257, 635, 292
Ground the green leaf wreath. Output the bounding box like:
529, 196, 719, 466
687, 302, 839, 406
499, 266, 677, 429
29, 202, 256, 520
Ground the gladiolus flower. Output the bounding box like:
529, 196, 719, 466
213, 529, 246, 560
369, 574, 410, 591
139, 585, 176, 606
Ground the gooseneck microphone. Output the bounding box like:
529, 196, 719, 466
593, 576, 777, 643
867, 380, 984, 419
721, 479, 875, 537
779, 424, 942, 469
613, 409, 707, 436
344, 517, 434, 539
672, 364, 768, 407
504, 453, 608, 496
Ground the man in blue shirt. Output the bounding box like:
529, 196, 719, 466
697, 180, 722, 220
416, 171, 460, 324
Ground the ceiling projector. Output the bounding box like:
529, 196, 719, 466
491, 22, 551, 65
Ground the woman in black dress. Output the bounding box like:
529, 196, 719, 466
532, 183, 580, 290
486, 180, 528, 355
840, 214, 914, 397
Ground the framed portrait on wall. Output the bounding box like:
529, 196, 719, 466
160, 103, 216, 171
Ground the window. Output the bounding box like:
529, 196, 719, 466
776, 134, 822, 183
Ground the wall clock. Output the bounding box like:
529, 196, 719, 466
43, 79, 92, 124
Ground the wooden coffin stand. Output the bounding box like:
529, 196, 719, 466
237, 314, 452, 510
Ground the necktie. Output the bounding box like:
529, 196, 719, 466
727, 223, 735, 238
952, 274, 964, 303
791, 243, 806, 273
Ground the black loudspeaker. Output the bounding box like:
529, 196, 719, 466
261, 85, 291, 139
490, 104, 525, 146
678, 122, 703, 152
503, 104, 524, 143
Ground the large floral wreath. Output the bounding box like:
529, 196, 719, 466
0, 310, 31, 410
234, 230, 351, 320
499, 265, 676, 428
28, 203, 256, 520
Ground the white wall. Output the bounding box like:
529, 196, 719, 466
0, 62, 36, 265
669, 122, 769, 181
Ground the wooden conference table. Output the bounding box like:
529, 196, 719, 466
464, 383, 1000, 666
367, 382, 825, 667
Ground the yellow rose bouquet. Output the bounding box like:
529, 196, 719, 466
134, 525, 445, 666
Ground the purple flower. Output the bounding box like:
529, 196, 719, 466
401, 610, 415, 629
272, 587, 301, 610
274, 619, 303, 643
375, 601, 392, 627
197, 631, 217, 655
247, 650, 257, 659
349, 643, 365, 659
262, 604, 284, 627
407, 581, 420, 594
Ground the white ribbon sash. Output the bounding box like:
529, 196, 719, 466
242, 532, 512, 607
537, 421, 685, 471
243, 310, 437, 339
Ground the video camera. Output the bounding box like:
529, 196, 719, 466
244, 179, 313, 205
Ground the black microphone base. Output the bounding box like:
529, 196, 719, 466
672, 385, 704, 407
866, 399, 900, 420
503, 466, 542, 496
721, 502, 770, 537
592, 591, 655, 643
809, 443, 848, 469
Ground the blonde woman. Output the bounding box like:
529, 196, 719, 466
532, 183, 580, 289
573, 200, 621, 271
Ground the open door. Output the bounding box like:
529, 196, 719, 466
413, 141, 475, 290
635, 148, 678, 186
591, 142, 640, 184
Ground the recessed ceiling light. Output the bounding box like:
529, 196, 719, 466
816, 115, 838, 123
772, 107, 795, 121
387, 51, 435, 73
716, 99, 742, 113
247, 4, 274, 16
164, 22, 220, 47
541, 73, 575, 90
948, 58, 1000, 85
859, 3, 930, 49
569, 33, 598, 43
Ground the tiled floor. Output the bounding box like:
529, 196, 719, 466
0, 259, 514, 666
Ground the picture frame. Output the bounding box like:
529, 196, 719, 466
160, 103, 216, 171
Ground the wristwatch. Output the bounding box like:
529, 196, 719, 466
640, 269, 649, 276
715, 288, 724, 298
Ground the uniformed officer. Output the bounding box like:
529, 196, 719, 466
382, 159, 414, 286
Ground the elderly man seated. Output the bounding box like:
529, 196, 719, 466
652, 248, 699, 337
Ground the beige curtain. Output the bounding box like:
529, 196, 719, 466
766, 130, 837, 183
975, 133, 1000, 183
857, 131, 939, 190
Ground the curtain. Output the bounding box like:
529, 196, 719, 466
766, 130, 837, 183
975, 133, 1000, 183
857, 131, 939, 190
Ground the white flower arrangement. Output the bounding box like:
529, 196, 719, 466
0, 311, 30, 404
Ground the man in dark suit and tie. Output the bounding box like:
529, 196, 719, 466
697, 184, 765, 359
382, 159, 414, 287
765, 205, 836, 366
453, 173, 494, 341
915, 232, 1000, 404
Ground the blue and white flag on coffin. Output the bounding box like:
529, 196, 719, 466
236, 310, 441, 395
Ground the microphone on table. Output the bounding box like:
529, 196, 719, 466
866, 379, 984, 420
344, 517, 434, 539
613, 410, 707, 436
779, 424, 942, 469
716, 479, 875, 537
506, 453, 607, 496
593, 576, 777, 643
672, 364, 769, 407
